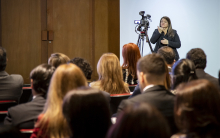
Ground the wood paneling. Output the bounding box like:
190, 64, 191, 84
1, 0, 119, 83
1, 0, 41, 84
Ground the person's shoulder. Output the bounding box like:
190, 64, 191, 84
172, 29, 177, 33
9, 74, 23, 84
89, 81, 100, 87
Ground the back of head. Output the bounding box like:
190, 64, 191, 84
0, 46, 7, 71
68, 57, 93, 80
30, 64, 55, 98
157, 46, 175, 65
172, 59, 198, 90
97, 53, 128, 94
48, 53, 70, 68
63, 87, 111, 138
175, 79, 220, 137
137, 53, 166, 83
186, 48, 206, 69
38, 64, 87, 138
122, 43, 141, 78
107, 103, 170, 138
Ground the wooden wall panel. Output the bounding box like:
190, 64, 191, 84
51, 0, 96, 79
1, 0, 41, 84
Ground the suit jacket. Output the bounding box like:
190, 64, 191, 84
4, 96, 46, 129
150, 29, 181, 61
196, 69, 219, 89
0, 71, 23, 102
118, 85, 177, 134
129, 84, 141, 98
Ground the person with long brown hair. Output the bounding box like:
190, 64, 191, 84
122, 43, 141, 85
173, 79, 220, 138
62, 87, 111, 138
108, 103, 170, 138
30, 64, 87, 138
90, 53, 130, 94
150, 16, 181, 61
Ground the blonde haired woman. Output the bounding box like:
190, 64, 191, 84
90, 53, 130, 94
30, 64, 87, 138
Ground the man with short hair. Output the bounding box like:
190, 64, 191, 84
0, 47, 23, 102
4, 64, 55, 128
118, 53, 176, 133
130, 47, 175, 98
157, 46, 175, 73
186, 48, 219, 89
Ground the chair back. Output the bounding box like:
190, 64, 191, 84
0, 100, 17, 123
129, 85, 137, 92
110, 93, 131, 114
20, 129, 34, 138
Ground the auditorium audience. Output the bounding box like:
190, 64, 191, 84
118, 53, 176, 134
48, 53, 70, 68
4, 64, 55, 129
186, 48, 219, 89
172, 79, 220, 138
62, 87, 111, 138
90, 53, 130, 94
0, 46, 23, 102
30, 64, 87, 138
68, 57, 93, 80
108, 103, 170, 138
122, 43, 141, 85
171, 59, 197, 94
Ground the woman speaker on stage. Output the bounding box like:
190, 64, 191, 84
150, 16, 181, 61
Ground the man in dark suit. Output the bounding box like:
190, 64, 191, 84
0, 47, 23, 102
130, 46, 175, 98
118, 53, 176, 133
186, 48, 219, 89
4, 64, 55, 128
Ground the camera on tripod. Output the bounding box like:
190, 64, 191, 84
134, 11, 151, 32
134, 11, 153, 56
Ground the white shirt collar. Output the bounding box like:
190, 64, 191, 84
142, 84, 154, 93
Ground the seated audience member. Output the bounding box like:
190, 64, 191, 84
171, 59, 197, 94
48, 53, 70, 68
62, 87, 111, 138
30, 64, 87, 138
0, 46, 23, 102
157, 46, 176, 73
68, 57, 93, 80
122, 43, 141, 85
0, 125, 25, 138
118, 53, 176, 134
130, 46, 175, 98
172, 79, 220, 138
108, 103, 170, 138
68, 57, 110, 102
4, 64, 55, 129
90, 53, 130, 94
129, 65, 170, 98
186, 48, 219, 89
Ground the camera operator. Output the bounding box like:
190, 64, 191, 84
150, 16, 181, 61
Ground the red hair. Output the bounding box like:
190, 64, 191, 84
122, 43, 141, 79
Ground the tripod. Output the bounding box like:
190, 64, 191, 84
136, 31, 154, 56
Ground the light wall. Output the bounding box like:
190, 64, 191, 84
120, 0, 220, 78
